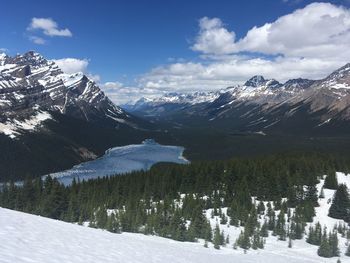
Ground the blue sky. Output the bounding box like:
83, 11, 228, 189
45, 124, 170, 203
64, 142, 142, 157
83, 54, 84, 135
1, 0, 350, 103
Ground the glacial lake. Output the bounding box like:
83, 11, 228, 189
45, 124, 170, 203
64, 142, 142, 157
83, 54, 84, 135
44, 139, 189, 186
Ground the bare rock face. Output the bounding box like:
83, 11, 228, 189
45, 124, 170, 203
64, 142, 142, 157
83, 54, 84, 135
0, 51, 135, 136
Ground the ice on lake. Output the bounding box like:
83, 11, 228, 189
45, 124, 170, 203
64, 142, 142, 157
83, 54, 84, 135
45, 139, 189, 185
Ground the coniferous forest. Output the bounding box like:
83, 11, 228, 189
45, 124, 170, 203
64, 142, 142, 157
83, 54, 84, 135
2, 152, 350, 258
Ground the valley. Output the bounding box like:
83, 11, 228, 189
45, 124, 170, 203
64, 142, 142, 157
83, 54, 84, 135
2, 2, 350, 261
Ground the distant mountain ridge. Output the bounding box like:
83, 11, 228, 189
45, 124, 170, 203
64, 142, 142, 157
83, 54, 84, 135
125, 75, 316, 116
125, 64, 350, 134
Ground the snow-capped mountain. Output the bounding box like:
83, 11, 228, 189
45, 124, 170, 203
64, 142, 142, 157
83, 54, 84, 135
0, 51, 136, 138
123, 90, 223, 117
126, 75, 315, 117
0, 51, 152, 181
128, 64, 350, 134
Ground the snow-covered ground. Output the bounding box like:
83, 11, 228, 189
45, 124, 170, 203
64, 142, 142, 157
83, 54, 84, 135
1, 173, 350, 262
203, 172, 350, 262
0, 207, 343, 263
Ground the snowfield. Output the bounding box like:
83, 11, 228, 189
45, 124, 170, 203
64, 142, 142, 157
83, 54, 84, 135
1, 173, 350, 262
0, 207, 346, 263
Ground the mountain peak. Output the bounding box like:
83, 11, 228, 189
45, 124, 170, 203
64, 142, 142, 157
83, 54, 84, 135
0, 50, 135, 133
244, 75, 266, 87
322, 62, 350, 87
8, 51, 48, 69
284, 78, 314, 90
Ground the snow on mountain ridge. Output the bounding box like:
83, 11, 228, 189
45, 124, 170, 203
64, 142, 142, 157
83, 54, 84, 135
0, 51, 134, 138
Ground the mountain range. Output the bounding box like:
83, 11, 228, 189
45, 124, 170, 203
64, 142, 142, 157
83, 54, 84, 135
2, 51, 350, 180
125, 64, 350, 135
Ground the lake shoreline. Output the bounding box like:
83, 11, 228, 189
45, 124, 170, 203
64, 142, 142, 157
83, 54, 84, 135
44, 139, 189, 186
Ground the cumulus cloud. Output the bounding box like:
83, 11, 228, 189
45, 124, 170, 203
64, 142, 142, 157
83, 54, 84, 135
191, 3, 350, 59
53, 58, 89, 74
236, 3, 350, 58
138, 3, 350, 96
28, 18, 72, 37
191, 17, 237, 55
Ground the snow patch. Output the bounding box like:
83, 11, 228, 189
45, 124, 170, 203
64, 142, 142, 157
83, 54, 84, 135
0, 111, 52, 139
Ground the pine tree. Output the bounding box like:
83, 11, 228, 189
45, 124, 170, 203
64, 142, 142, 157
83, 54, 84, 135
260, 220, 269, 237
257, 201, 265, 215
302, 201, 315, 222
324, 173, 338, 190
328, 184, 350, 222
318, 229, 332, 258
236, 230, 251, 250
286, 184, 298, 208
213, 224, 221, 249
329, 231, 339, 257
220, 230, 226, 246
305, 184, 319, 206
276, 210, 286, 241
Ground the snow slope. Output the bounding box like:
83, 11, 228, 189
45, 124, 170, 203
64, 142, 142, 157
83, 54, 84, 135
2, 173, 350, 262
0, 207, 346, 263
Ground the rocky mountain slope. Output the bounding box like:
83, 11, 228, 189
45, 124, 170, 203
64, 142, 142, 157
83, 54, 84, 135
127, 64, 350, 135
0, 51, 140, 138
0, 51, 152, 181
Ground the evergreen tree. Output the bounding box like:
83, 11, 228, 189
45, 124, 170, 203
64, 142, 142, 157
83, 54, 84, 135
318, 229, 332, 258
324, 173, 338, 190
257, 201, 265, 215
260, 220, 269, 237
329, 231, 339, 257
328, 184, 350, 222
236, 230, 251, 250
305, 184, 319, 207
213, 224, 221, 249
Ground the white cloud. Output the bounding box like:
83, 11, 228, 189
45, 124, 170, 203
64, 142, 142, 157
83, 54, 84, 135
191, 17, 237, 55
101, 81, 160, 104
236, 3, 350, 58
49, 3, 350, 104
138, 3, 350, 96
101, 81, 124, 89
29, 36, 46, 45
87, 74, 101, 83
28, 18, 72, 37
53, 58, 89, 74
192, 3, 350, 59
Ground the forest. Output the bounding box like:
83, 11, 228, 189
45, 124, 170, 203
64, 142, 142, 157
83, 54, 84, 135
1, 152, 350, 258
